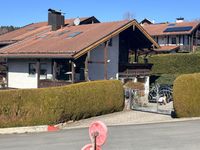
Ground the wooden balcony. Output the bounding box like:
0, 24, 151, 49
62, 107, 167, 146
119, 63, 153, 77
39, 79, 71, 88
179, 45, 192, 52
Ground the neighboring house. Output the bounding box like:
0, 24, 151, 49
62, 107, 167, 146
140, 18, 154, 26
0, 12, 99, 49
0, 9, 159, 91
141, 18, 200, 52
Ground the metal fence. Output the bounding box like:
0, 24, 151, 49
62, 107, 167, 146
125, 84, 174, 115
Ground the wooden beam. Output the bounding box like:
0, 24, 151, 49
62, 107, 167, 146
71, 61, 75, 83
104, 41, 109, 80
52, 59, 57, 80
5, 58, 8, 88
191, 34, 194, 52
84, 52, 89, 81
189, 35, 191, 52
88, 61, 104, 64
167, 36, 169, 45
36, 59, 40, 88
134, 49, 138, 63
176, 36, 179, 45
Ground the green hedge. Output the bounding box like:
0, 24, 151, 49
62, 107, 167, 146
148, 53, 200, 75
139, 53, 200, 85
0, 80, 124, 128
150, 74, 180, 85
173, 73, 200, 117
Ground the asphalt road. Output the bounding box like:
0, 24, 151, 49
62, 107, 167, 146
0, 120, 200, 150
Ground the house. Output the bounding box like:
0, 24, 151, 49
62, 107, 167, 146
141, 18, 200, 52
140, 18, 154, 26
0, 9, 159, 90
0, 10, 100, 87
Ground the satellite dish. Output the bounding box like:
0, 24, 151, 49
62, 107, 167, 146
74, 17, 81, 26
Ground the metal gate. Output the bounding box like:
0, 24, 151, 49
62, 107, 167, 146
125, 84, 174, 115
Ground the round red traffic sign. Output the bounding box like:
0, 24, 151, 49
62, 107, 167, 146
89, 121, 108, 146
81, 144, 101, 150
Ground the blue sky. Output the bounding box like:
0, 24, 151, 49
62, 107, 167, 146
0, 0, 199, 27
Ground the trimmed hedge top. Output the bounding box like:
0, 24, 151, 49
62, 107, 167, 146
0, 80, 124, 128
148, 53, 200, 75
173, 73, 200, 117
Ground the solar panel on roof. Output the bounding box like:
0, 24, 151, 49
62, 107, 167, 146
67, 32, 82, 38
164, 26, 193, 32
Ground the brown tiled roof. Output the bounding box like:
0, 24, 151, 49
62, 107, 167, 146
0, 17, 94, 44
143, 21, 200, 36
0, 20, 159, 59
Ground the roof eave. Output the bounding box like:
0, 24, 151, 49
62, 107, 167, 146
74, 20, 160, 59
0, 54, 73, 59
151, 32, 192, 36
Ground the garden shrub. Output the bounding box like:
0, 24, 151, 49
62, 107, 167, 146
148, 53, 200, 75
139, 53, 200, 85
173, 73, 200, 117
0, 80, 124, 128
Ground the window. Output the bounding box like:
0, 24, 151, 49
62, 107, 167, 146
28, 63, 47, 76
171, 37, 177, 44
154, 36, 158, 43
29, 63, 36, 75
40, 63, 47, 76
67, 32, 82, 38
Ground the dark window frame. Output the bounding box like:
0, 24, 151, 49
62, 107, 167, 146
40, 63, 47, 77
29, 63, 36, 75
28, 63, 47, 77
171, 37, 177, 44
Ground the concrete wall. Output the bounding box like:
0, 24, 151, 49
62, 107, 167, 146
8, 59, 52, 89
88, 35, 119, 80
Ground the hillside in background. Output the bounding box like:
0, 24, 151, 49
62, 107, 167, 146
0, 26, 19, 35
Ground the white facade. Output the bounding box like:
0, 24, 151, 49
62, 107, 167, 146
8, 59, 52, 89
7, 36, 120, 88
88, 35, 119, 80
7, 35, 150, 90
155, 35, 189, 46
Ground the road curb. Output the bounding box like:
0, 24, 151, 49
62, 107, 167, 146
61, 117, 200, 130
0, 125, 60, 135
1, 117, 200, 135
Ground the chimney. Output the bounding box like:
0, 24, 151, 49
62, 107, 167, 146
48, 9, 65, 31
176, 17, 184, 23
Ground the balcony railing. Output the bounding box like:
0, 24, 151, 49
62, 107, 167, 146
119, 63, 153, 77
39, 79, 71, 88
179, 45, 191, 52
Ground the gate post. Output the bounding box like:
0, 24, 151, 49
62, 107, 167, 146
124, 88, 132, 110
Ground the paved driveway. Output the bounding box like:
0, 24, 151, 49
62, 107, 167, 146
0, 120, 200, 150
60, 110, 172, 129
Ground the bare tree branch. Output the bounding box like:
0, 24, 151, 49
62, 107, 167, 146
123, 11, 135, 20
